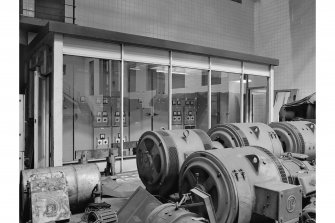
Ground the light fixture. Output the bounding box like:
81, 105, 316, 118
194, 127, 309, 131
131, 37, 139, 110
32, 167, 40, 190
156, 70, 168, 74
232, 79, 252, 83
129, 67, 141, 71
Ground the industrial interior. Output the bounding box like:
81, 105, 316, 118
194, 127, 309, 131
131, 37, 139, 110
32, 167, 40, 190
19, 0, 316, 223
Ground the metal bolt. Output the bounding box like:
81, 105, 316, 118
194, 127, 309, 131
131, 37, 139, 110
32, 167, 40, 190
233, 170, 239, 181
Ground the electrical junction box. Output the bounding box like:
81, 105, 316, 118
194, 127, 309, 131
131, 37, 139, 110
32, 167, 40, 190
254, 181, 302, 223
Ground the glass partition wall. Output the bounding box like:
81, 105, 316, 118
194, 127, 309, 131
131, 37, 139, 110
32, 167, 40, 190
245, 75, 268, 123
59, 40, 273, 168
210, 71, 241, 126
63, 55, 121, 162
123, 62, 169, 146
172, 67, 208, 131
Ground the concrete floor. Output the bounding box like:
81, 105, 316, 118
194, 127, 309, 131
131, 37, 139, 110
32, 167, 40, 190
69, 171, 144, 223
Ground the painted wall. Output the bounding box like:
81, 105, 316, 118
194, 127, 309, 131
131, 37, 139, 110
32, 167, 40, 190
73, 0, 255, 54
254, 0, 315, 99
73, 0, 315, 99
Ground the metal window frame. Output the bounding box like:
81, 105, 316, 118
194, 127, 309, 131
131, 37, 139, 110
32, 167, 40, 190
208, 57, 212, 129
240, 62, 245, 123
52, 33, 64, 167
267, 65, 274, 123
168, 51, 173, 130
120, 44, 124, 172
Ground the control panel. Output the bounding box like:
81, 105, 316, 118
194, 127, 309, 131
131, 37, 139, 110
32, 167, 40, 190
92, 96, 130, 150
94, 127, 112, 149
92, 96, 112, 149
184, 98, 196, 128
112, 111, 127, 127
111, 97, 129, 147
110, 98, 128, 128
172, 97, 184, 127
172, 94, 197, 129
93, 96, 112, 127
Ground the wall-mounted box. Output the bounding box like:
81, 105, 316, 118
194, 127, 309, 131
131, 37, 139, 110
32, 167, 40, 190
254, 181, 302, 223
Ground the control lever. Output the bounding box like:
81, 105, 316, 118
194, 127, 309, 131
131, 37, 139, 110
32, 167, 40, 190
177, 188, 217, 223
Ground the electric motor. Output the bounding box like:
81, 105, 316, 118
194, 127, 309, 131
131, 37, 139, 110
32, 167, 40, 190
146, 203, 203, 223
269, 121, 316, 161
136, 129, 213, 197
20, 164, 101, 220
179, 146, 311, 223
207, 123, 283, 156
118, 186, 203, 223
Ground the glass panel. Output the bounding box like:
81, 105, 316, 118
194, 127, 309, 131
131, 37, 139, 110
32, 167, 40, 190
172, 52, 209, 70
123, 62, 169, 151
63, 36, 121, 60
172, 67, 208, 131
245, 75, 268, 123
63, 55, 121, 162
244, 62, 269, 77
124, 45, 169, 65
211, 57, 242, 74
211, 71, 241, 126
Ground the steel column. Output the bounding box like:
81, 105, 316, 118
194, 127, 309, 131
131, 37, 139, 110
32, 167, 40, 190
120, 44, 124, 172
208, 57, 212, 129
168, 51, 172, 130
240, 62, 245, 123
34, 70, 39, 168
267, 65, 275, 123
52, 33, 63, 167
245, 74, 250, 122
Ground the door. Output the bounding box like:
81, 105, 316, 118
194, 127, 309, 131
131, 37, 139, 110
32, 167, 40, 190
248, 87, 267, 123
34, 69, 50, 168
125, 62, 169, 142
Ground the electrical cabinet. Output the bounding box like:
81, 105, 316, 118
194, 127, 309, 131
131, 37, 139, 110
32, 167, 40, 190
183, 97, 197, 128
92, 96, 111, 127
92, 96, 112, 150
172, 96, 184, 128
93, 127, 111, 149
152, 94, 169, 131
172, 93, 198, 129
129, 98, 151, 141
111, 97, 129, 145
